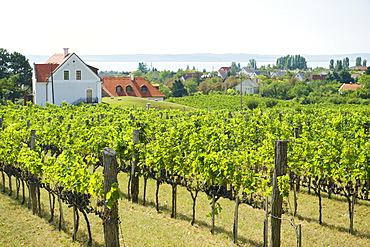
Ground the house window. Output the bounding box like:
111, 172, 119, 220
64, 70, 69, 80
76, 70, 81, 80
116, 86, 123, 92
126, 85, 133, 92
141, 85, 148, 92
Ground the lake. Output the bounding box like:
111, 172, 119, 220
81, 61, 331, 72
29, 58, 332, 72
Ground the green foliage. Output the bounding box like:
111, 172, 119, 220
0, 48, 32, 102
245, 98, 259, 110
171, 80, 187, 97
105, 182, 123, 209
277, 175, 290, 198
248, 59, 257, 69
275, 55, 307, 70
138, 62, 149, 74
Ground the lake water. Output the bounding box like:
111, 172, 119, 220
84, 61, 331, 72
30, 59, 331, 72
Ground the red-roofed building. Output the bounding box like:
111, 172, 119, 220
307, 74, 327, 81
33, 48, 102, 106
218, 67, 232, 78
338, 83, 363, 93
102, 76, 165, 101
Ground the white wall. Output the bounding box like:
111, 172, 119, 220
35, 53, 102, 106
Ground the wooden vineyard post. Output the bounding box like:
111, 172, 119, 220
131, 129, 140, 203
233, 196, 240, 244
103, 147, 120, 247
293, 127, 300, 139
264, 196, 269, 247
297, 224, 302, 247
29, 129, 39, 215
270, 140, 289, 247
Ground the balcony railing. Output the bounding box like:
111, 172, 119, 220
71, 97, 99, 106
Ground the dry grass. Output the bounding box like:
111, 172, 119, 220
1, 173, 370, 246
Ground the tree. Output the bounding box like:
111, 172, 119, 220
184, 80, 198, 95
159, 84, 171, 97
275, 55, 307, 70
230, 62, 238, 76
358, 74, 370, 89
171, 80, 187, 97
343, 57, 350, 70
197, 77, 222, 95
329, 59, 334, 70
159, 70, 173, 83
248, 59, 257, 70
338, 70, 354, 83
0, 49, 32, 102
138, 62, 148, 74
363, 60, 367, 67
260, 80, 291, 99
325, 71, 340, 82
0, 75, 18, 103
335, 60, 343, 71
224, 76, 239, 90
365, 66, 370, 75
356, 57, 362, 66
0, 48, 10, 78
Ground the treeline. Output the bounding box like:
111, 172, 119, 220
275, 55, 307, 70
99, 54, 370, 103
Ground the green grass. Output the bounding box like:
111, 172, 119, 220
102, 96, 195, 110
1, 173, 370, 246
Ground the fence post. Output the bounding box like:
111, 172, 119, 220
131, 130, 140, 203
103, 147, 120, 247
270, 140, 289, 247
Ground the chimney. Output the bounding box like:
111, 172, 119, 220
63, 48, 69, 57
130, 73, 134, 81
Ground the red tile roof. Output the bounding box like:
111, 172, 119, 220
307, 74, 327, 80
45, 53, 72, 64
34, 52, 99, 82
102, 77, 166, 98
34, 64, 59, 82
354, 66, 367, 70
339, 83, 363, 92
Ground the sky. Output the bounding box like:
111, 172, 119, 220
3, 0, 370, 56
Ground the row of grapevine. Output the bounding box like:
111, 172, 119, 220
0, 102, 369, 245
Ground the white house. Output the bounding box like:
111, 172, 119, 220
33, 48, 102, 106
235, 79, 262, 94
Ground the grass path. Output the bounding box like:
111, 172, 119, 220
0, 191, 81, 246
102, 96, 195, 110
1, 173, 370, 246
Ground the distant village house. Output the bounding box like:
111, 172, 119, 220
235, 79, 262, 94
338, 83, 363, 93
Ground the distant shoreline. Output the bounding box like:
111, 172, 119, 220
28, 53, 370, 63
28, 53, 370, 71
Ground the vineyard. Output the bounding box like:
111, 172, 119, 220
1, 101, 370, 246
